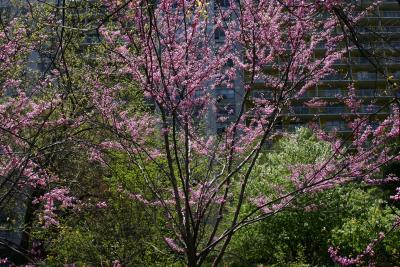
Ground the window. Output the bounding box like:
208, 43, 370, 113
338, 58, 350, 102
319, 89, 343, 98
252, 90, 272, 99
214, 28, 226, 44
356, 72, 381, 80
325, 121, 348, 131
288, 123, 308, 132
356, 89, 376, 97
292, 106, 310, 114
323, 105, 347, 114
216, 88, 235, 100
321, 73, 346, 80
226, 58, 234, 67
351, 57, 369, 64
214, 0, 230, 10
217, 127, 226, 134
359, 105, 380, 113
381, 11, 400, 17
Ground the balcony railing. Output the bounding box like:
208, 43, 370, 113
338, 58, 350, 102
324, 126, 350, 132
351, 57, 371, 64
253, 88, 394, 100
355, 72, 387, 80
318, 89, 345, 98
321, 74, 348, 81
284, 105, 387, 116
380, 11, 400, 17
359, 26, 400, 33
322, 106, 347, 114
287, 124, 309, 132
293, 107, 311, 114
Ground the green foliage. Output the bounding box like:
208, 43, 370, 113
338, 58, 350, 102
34, 153, 181, 266
42, 195, 171, 266
227, 128, 400, 266
247, 128, 332, 198
330, 187, 400, 264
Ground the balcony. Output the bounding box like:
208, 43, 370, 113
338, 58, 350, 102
350, 57, 371, 65
322, 106, 347, 114
289, 107, 312, 115
359, 26, 400, 34
359, 105, 383, 114
321, 73, 348, 81
355, 72, 385, 81
251, 90, 273, 99
287, 123, 309, 132
380, 11, 400, 18
324, 121, 350, 132
317, 89, 345, 98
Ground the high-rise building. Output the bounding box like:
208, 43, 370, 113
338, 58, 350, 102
245, 0, 400, 135
207, 0, 399, 135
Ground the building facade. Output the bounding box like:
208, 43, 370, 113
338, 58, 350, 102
208, 0, 399, 135
248, 0, 400, 134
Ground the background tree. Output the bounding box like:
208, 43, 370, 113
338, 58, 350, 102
228, 129, 400, 266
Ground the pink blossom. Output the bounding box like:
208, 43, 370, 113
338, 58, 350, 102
34, 188, 74, 228
390, 187, 400, 201
344, 85, 362, 113
96, 201, 108, 209
329, 232, 385, 266
112, 260, 121, 267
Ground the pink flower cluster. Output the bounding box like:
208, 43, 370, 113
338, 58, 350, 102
390, 188, 400, 202
329, 232, 385, 266
33, 188, 74, 228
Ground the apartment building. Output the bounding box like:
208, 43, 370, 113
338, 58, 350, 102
209, 0, 399, 135
248, 0, 400, 134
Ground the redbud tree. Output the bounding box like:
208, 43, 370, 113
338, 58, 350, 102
0, 2, 98, 262
85, 0, 400, 266
1, 0, 399, 266
0, 18, 74, 224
